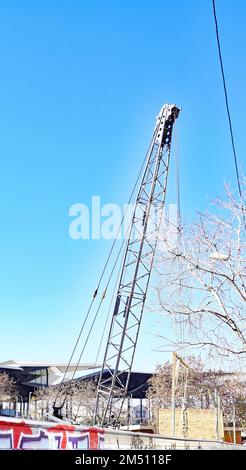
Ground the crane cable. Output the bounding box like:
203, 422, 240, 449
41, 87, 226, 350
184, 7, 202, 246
93, 233, 129, 370
56, 233, 128, 413
55, 201, 135, 410
74, 241, 127, 421
68, 210, 134, 414
68, 224, 131, 385
53, 128, 156, 409
71, 143, 171, 418
212, 0, 245, 218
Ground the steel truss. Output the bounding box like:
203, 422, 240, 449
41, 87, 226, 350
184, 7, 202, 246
94, 104, 180, 427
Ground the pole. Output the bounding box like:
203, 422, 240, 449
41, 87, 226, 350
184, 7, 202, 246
28, 392, 32, 418
140, 398, 143, 424
171, 352, 189, 437
233, 403, 236, 444
127, 396, 130, 428
172, 353, 176, 436
34, 395, 37, 419
17, 396, 23, 417
214, 389, 219, 440
217, 394, 221, 440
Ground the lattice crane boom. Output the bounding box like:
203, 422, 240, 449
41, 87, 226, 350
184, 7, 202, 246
94, 104, 180, 427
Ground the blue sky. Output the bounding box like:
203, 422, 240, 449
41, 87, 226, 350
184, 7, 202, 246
0, 0, 245, 371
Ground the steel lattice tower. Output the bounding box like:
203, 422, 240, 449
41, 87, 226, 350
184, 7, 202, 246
94, 104, 180, 427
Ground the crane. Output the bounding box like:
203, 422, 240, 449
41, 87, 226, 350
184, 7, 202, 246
93, 103, 180, 427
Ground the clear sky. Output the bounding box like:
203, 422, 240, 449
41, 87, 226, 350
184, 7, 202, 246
0, 0, 245, 371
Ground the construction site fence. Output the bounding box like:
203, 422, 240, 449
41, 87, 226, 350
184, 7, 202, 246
0, 417, 244, 450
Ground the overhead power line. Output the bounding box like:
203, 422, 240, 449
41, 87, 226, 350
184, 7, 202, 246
212, 0, 243, 202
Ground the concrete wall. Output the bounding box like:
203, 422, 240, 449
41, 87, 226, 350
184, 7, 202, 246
158, 408, 224, 440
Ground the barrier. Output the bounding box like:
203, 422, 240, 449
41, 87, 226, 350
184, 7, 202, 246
0, 418, 104, 450
0, 417, 244, 450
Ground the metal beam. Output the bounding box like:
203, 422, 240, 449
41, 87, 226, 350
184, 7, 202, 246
94, 104, 180, 427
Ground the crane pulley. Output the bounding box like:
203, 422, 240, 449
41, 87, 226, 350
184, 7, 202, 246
94, 104, 180, 427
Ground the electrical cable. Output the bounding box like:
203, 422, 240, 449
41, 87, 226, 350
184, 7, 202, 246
174, 126, 188, 439
174, 125, 185, 359
212, 1, 244, 208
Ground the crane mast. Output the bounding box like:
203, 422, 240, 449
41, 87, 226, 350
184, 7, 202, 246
94, 104, 180, 427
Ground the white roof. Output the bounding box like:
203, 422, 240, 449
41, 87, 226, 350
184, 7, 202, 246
0, 360, 100, 372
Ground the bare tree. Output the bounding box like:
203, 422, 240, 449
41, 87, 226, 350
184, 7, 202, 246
63, 380, 97, 424
33, 380, 97, 424
152, 179, 246, 364
33, 385, 58, 421
0, 372, 16, 402
147, 358, 246, 432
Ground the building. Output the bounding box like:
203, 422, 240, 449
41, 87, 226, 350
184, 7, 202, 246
0, 360, 99, 415
0, 360, 152, 421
